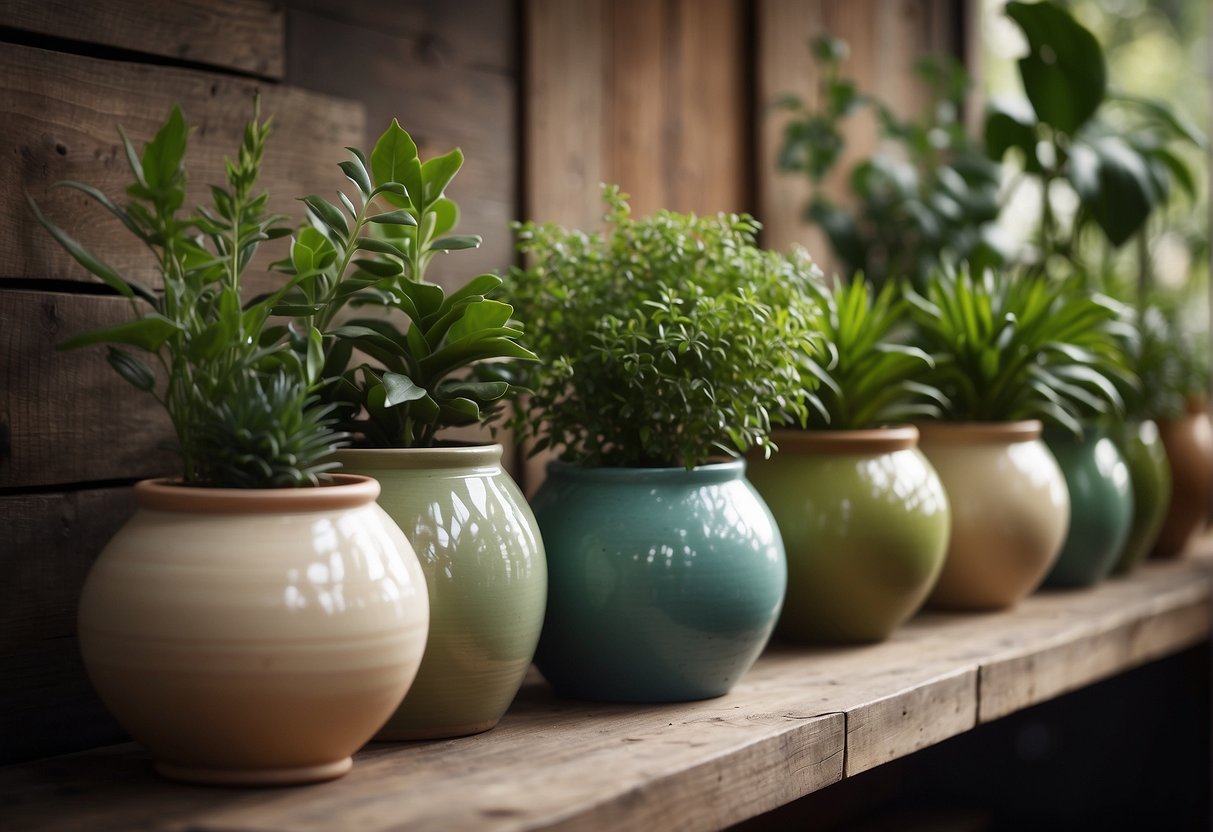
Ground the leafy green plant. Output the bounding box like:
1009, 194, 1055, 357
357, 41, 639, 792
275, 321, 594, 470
27, 103, 343, 487
905, 267, 1132, 434
270, 120, 536, 448
777, 37, 1004, 286
1118, 300, 1211, 422
805, 277, 946, 429
508, 186, 825, 469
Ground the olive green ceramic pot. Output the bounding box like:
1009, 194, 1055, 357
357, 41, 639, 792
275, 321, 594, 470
1042, 426, 1134, 588
1153, 399, 1213, 558
335, 445, 546, 739
918, 421, 1069, 610
746, 427, 950, 643
531, 459, 786, 703
1112, 420, 1172, 575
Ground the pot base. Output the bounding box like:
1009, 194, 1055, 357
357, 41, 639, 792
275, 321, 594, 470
156, 757, 353, 786
375, 719, 499, 741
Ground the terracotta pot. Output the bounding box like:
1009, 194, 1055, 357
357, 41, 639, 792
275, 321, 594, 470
531, 459, 785, 703
1153, 399, 1213, 558
1041, 426, 1134, 588
917, 421, 1069, 610
747, 427, 950, 642
77, 475, 429, 786
335, 445, 546, 740
1112, 420, 1172, 574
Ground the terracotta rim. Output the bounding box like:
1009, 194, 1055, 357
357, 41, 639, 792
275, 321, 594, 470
334, 443, 503, 471
766, 426, 918, 455
915, 420, 1043, 444
134, 474, 380, 514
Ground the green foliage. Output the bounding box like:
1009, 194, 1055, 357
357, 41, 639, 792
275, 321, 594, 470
905, 267, 1133, 434
1118, 301, 1211, 421
28, 103, 343, 487
508, 187, 825, 469
271, 120, 536, 448
777, 37, 1004, 286
807, 277, 947, 429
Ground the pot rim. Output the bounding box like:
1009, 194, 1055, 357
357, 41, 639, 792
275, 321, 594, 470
766, 425, 918, 454
545, 456, 745, 484
333, 443, 503, 471
915, 419, 1043, 444
134, 474, 380, 514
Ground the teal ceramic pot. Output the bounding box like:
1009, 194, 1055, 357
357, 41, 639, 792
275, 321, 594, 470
747, 427, 950, 643
1042, 426, 1134, 588
531, 459, 786, 703
1112, 420, 1172, 575
335, 445, 546, 739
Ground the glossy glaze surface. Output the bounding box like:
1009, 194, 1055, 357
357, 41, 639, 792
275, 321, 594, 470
1154, 402, 1213, 557
335, 446, 546, 739
748, 428, 950, 642
1042, 427, 1134, 587
918, 421, 1070, 610
532, 460, 786, 702
1113, 420, 1172, 574
77, 476, 429, 786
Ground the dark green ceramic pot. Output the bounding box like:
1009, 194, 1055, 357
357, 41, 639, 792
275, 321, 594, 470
1042, 426, 1134, 588
747, 427, 950, 643
1111, 421, 1172, 575
531, 459, 786, 703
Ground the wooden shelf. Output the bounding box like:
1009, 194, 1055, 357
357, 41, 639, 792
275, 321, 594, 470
3, 550, 1210, 832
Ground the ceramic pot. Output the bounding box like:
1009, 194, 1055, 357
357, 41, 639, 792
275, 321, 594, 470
531, 459, 785, 702
918, 421, 1069, 610
747, 427, 950, 643
1041, 426, 1134, 587
1153, 399, 1213, 558
77, 475, 429, 786
335, 445, 546, 739
1112, 420, 1172, 574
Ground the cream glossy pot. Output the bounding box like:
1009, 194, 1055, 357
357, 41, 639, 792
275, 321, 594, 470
917, 421, 1069, 610
77, 475, 429, 786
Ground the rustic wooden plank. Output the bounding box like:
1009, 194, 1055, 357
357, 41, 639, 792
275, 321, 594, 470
0, 0, 285, 78
285, 0, 516, 289
1, 42, 364, 292
605, 0, 667, 217
0, 290, 175, 489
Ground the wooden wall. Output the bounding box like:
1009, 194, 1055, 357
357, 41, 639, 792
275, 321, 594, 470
0, 0, 961, 764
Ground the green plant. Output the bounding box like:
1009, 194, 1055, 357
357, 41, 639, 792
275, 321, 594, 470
805, 277, 946, 429
270, 120, 536, 448
777, 37, 1004, 286
27, 104, 343, 487
905, 267, 1132, 434
508, 186, 825, 469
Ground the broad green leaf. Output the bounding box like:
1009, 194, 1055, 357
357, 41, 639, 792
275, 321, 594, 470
447, 299, 513, 343
1073, 136, 1156, 247
141, 105, 188, 194
354, 236, 404, 256
291, 227, 337, 275
58, 313, 179, 352
368, 209, 418, 226
430, 197, 460, 236
339, 158, 372, 197
370, 119, 423, 209
984, 99, 1042, 171
429, 235, 481, 252
106, 347, 156, 392
382, 372, 428, 407
439, 380, 510, 402
1006, 0, 1106, 135
306, 326, 324, 385
420, 148, 463, 208
301, 195, 350, 239
399, 280, 446, 321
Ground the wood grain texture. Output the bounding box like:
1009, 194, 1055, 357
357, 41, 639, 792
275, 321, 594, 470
1, 552, 1208, 831
0, 290, 175, 489
0, 0, 285, 78
1, 42, 364, 293
756, 0, 960, 269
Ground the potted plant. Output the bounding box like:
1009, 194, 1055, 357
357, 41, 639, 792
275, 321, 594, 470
27, 105, 429, 784
507, 187, 818, 702
746, 276, 951, 642
906, 268, 1127, 608
270, 120, 546, 739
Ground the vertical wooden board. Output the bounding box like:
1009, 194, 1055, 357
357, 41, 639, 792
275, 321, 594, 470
0, 0, 285, 79
1, 43, 363, 291
285, 0, 517, 289
0, 290, 176, 489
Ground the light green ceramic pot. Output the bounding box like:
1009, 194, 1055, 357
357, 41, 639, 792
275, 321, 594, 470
747, 427, 950, 643
335, 445, 546, 739
1112, 420, 1172, 575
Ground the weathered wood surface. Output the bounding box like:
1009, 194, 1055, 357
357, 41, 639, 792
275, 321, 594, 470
0, 290, 175, 489
755, 0, 957, 270
1, 42, 364, 293
1, 552, 1208, 831
0, 0, 285, 78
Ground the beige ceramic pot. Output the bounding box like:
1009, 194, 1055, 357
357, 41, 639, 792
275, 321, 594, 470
918, 421, 1069, 610
77, 475, 429, 786
1153, 399, 1213, 558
